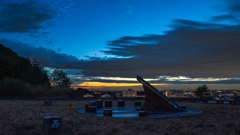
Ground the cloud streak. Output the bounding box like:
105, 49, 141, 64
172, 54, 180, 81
0, 39, 80, 67
65, 0, 240, 81
73, 76, 240, 85
2, 0, 240, 87
77, 20, 240, 78
0, 1, 56, 33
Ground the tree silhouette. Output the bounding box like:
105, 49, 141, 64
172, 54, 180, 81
0, 44, 50, 96
25, 59, 50, 86
0, 43, 50, 86
50, 67, 72, 88
195, 84, 210, 98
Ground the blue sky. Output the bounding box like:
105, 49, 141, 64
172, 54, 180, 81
1, 0, 240, 89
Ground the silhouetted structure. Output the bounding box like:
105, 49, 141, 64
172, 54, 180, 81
137, 76, 186, 112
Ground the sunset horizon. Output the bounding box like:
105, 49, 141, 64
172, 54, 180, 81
1, 0, 240, 90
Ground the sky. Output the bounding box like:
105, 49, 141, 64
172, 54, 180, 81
1, 0, 240, 90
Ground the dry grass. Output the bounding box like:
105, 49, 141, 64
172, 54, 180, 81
0, 100, 240, 135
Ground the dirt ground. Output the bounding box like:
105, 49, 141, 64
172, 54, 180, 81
0, 100, 239, 135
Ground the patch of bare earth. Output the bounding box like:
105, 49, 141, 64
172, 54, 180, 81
0, 100, 239, 135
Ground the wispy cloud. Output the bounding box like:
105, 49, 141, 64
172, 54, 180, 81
2, 0, 240, 87
0, 1, 56, 33
72, 76, 240, 84
69, 0, 240, 79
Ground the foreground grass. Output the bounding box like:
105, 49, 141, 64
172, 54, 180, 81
0, 100, 240, 135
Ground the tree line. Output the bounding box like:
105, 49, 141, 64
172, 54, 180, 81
0, 43, 216, 98
0, 43, 92, 97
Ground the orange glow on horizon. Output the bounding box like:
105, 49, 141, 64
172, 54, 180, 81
72, 86, 104, 89
77, 82, 169, 87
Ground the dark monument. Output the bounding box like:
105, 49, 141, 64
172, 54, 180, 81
78, 76, 202, 118
137, 76, 186, 112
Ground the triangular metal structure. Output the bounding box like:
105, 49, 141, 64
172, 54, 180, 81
137, 76, 186, 112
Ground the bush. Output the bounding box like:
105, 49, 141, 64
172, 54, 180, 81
0, 78, 77, 97
74, 88, 92, 97
195, 84, 210, 98
25, 84, 50, 97
0, 78, 30, 96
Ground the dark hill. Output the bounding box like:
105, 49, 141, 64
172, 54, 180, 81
0, 43, 50, 86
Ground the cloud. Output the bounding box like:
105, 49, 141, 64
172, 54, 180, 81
83, 76, 240, 84
51, 18, 240, 83
47, 40, 54, 44
210, 0, 240, 24
27, 34, 40, 38
171, 19, 227, 29
93, 20, 240, 78
2, 0, 240, 87
70, 0, 240, 85
71, 0, 240, 79
68, 75, 240, 86
0, 39, 80, 67
0, 1, 56, 33
212, 14, 239, 22
225, 0, 240, 13
3, 20, 240, 85
42, 32, 51, 34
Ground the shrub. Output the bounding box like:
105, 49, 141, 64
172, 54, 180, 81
0, 78, 76, 97
25, 84, 50, 97
0, 78, 30, 96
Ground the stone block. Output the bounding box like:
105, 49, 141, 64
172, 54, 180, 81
85, 103, 90, 112
43, 116, 62, 135
134, 101, 142, 106
88, 106, 97, 113
103, 109, 112, 116
44, 100, 52, 106
118, 101, 125, 107
139, 111, 148, 117
105, 100, 112, 107
96, 100, 103, 108
89, 101, 97, 106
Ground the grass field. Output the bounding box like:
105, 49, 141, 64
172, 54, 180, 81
0, 100, 240, 135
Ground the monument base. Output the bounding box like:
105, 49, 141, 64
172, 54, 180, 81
77, 105, 202, 118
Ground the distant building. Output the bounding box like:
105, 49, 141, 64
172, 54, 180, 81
117, 91, 123, 97
123, 89, 137, 97
83, 93, 94, 97
101, 93, 110, 97
137, 91, 145, 97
